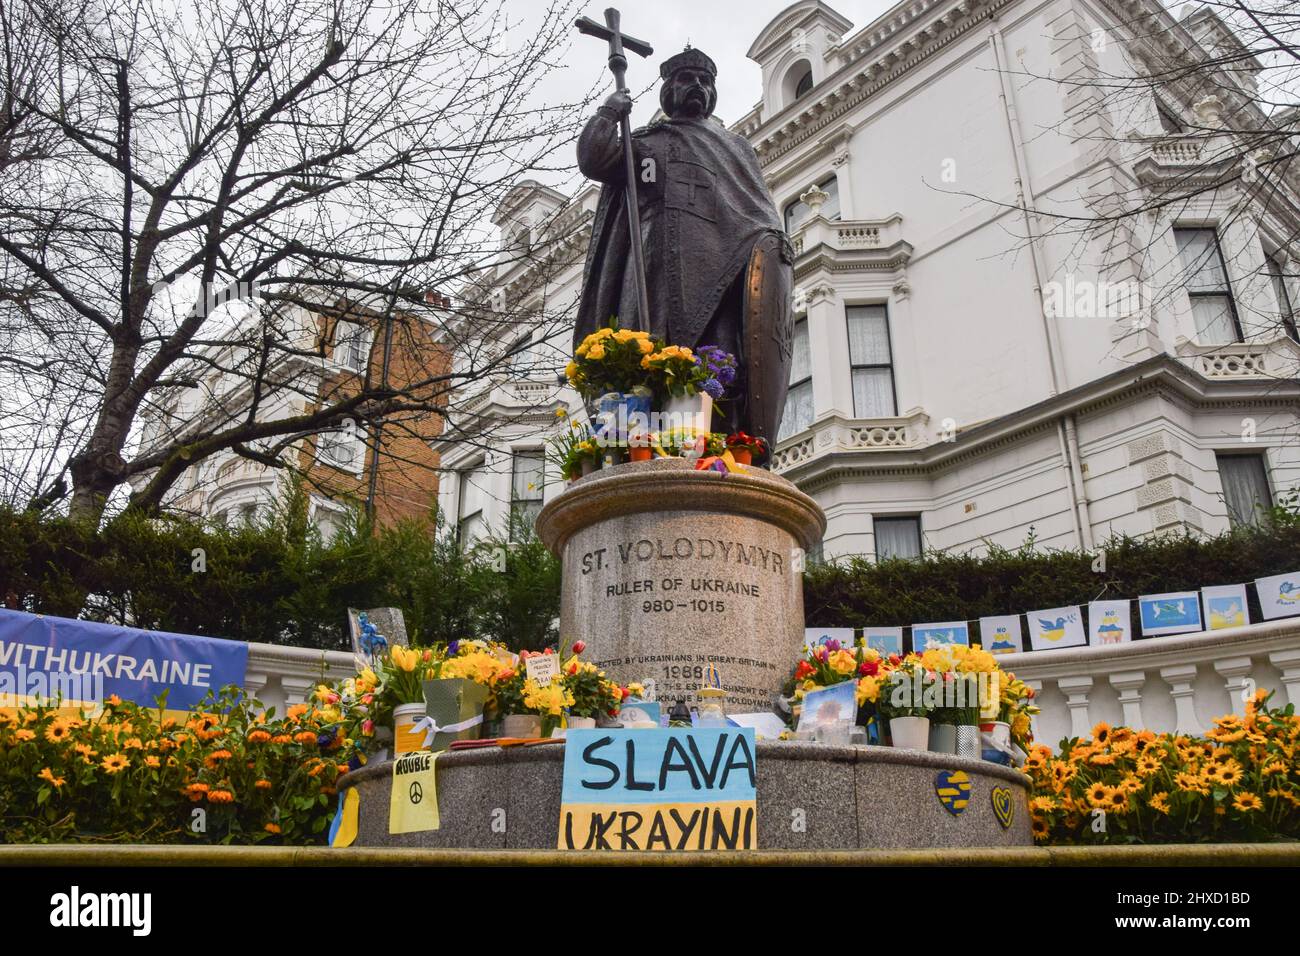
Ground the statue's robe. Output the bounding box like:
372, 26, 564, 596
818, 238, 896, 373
574, 108, 786, 352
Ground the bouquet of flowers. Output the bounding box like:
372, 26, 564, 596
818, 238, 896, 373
561, 642, 626, 719
566, 323, 657, 400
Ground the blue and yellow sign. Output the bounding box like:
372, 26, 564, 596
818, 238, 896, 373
0, 609, 248, 718
934, 769, 971, 815
559, 727, 758, 851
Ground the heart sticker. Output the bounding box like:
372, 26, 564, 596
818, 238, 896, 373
934, 769, 971, 816
991, 786, 1014, 829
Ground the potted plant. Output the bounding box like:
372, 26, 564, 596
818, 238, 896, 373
378, 645, 435, 754
562, 643, 623, 729
567, 323, 658, 446
725, 432, 767, 466
879, 661, 932, 750
643, 344, 735, 435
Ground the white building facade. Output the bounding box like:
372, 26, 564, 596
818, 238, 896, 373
435, 0, 1300, 561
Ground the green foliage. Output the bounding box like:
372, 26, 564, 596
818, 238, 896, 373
803, 522, 1300, 636
0, 482, 560, 652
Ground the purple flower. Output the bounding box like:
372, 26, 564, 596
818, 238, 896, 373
447, 640, 460, 655
701, 378, 725, 400
717, 366, 737, 386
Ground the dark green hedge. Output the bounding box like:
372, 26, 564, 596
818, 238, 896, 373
803, 519, 1300, 639
0, 484, 560, 652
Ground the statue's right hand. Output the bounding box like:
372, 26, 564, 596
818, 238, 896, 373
601, 91, 633, 118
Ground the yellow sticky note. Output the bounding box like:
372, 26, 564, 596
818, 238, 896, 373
331, 788, 360, 848
389, 750, 440, 834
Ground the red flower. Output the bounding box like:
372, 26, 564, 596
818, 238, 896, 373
888, 655, 901, 666
572, 641, 587, 655
858, 660, 879, 677
795, 661, 815, 680
519, 650, 530, 660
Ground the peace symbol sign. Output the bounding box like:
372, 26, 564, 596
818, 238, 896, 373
409, 781, 423, 804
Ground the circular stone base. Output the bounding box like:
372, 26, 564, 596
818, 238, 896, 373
339, 743, 1033, 850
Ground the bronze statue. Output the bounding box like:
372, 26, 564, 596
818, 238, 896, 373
573, 42, 795, 445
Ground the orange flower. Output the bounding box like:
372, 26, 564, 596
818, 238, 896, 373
145, 755, 161, 768
264, 822, 281, 834
44, 719, 72, 743
208, 789, 235, 804
272, 735, 293, 745
286, 703, 309, 721
294, 731, 318, 745
123, 737, 144, 750
13, 729, 35, 742
204, 749, 233, 769
38, 767, 66, 788
255, 779, 273, 790
247, 730, 272, 744
106, 695, 122, 707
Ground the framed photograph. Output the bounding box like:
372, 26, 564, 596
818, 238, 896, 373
979, 615, 1023, 654
910, 621, 970, 654
1138, 591, 1202, 636
1201, 584, 1250, 630
1088, 600, 1131, 646
1026, 606, 1086, 651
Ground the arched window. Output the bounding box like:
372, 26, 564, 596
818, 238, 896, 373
781, 59, 814, 109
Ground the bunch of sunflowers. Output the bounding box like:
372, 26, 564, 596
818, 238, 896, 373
0, 687, 347, 844
1023, 691, 1300, 844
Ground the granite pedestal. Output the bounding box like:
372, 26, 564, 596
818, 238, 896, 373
535, 458, 825, 712
339, 743, 1034, 849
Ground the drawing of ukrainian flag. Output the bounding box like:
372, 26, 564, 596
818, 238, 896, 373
934, 770, 971, 815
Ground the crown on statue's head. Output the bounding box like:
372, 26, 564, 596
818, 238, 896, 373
660, 46, 717, 81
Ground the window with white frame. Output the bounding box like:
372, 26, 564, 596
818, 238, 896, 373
777, 317, 812, 442
846, 304, 897, 418
1216, 453, 1272, 528
311, 497, 349, 544
510, 450, 545, 538
457, 460, 491, 549
1174, 228, 1242, 342
317, 423, 365, 473
783, 176, 840, 233
874, 515, 922, 560
334, 321, 373, 373
1265, 251, 1299, 342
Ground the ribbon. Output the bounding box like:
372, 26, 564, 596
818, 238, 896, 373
693, 450, 741, 474
410, 712, 484, 750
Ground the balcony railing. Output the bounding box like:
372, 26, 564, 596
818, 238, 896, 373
1000, 618, 1300, 748
771, 409, 927, 473
790, 215, 905, 259
1175, 336, 1300, 381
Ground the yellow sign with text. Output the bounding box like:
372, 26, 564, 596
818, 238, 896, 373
389, 750, 440, 835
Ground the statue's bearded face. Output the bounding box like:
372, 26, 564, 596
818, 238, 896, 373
661, 68, 717, 119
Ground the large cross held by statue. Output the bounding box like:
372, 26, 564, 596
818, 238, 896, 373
575, 8, 654, 332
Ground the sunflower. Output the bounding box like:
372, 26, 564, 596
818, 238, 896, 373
145, 755, 160, 768
13, 729, 35, 742
1091, 722, 1112, 745
1148, 792, 1171, 814
1136, 755, 1163, 777
255, 779, 273, 790
1089, 752, 1117, 766
1086, 781, 1111, 807
208, 789, 235, 804
1031, 816, 1049, 838
1174, 771, 1208, 795
1206, 727, 1246, 743
264, 822, 281, 834
1106, 788, 1129, 812
1261, 760, 1288, 775
1232, 792, 1264, 812
1117, 775, 1143, 795
294, 731, 318, 745
43, 719, 72, 743
1208, 762, 1244, 787
100, 753, 129, 774
247, 730, 272, 744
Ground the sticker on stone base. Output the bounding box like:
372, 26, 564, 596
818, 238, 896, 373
991, 786, 1014, 829
934, 770, 971, 816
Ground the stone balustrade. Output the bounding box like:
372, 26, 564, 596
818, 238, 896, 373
1174, 336, 1300, 381
771, 408, 928, 474
243, 642, 355, 716
999, 618, 1300, 748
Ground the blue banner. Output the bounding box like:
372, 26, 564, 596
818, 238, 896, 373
0, 609, 248, 714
